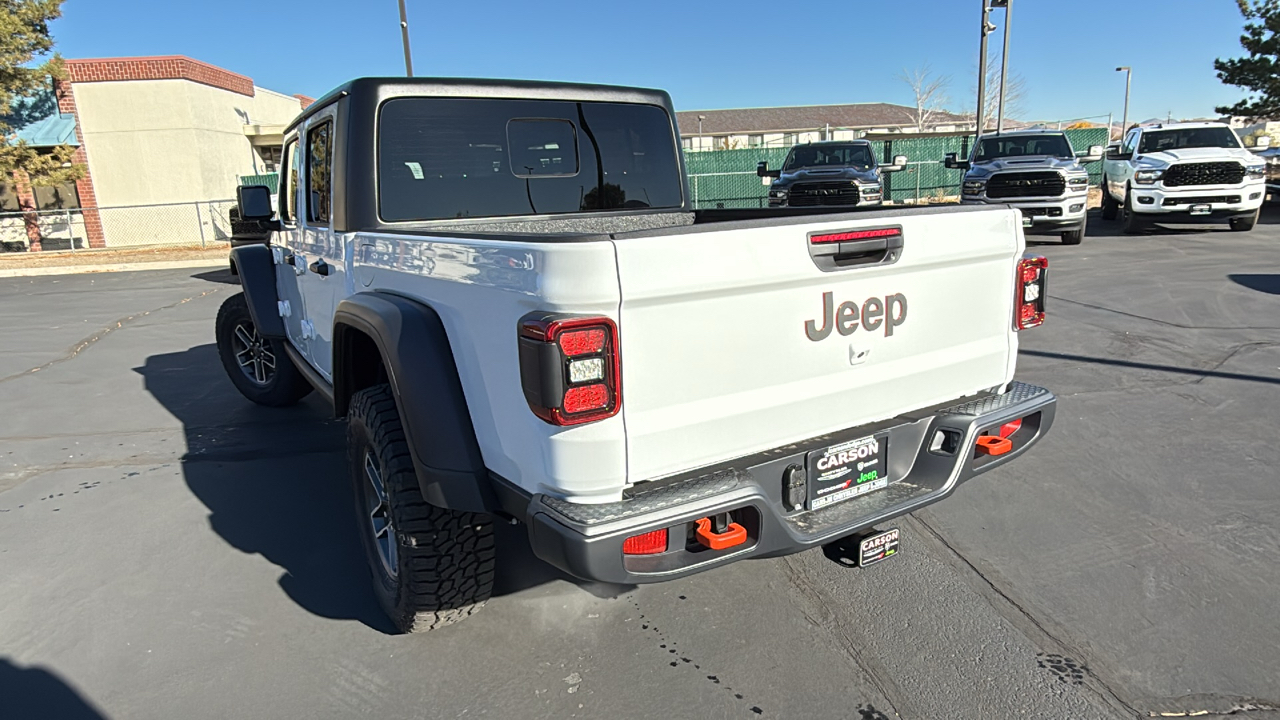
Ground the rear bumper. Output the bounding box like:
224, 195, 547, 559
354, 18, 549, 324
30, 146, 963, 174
520, 382, 1056, 585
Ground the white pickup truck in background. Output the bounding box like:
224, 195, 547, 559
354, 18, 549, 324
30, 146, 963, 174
1101, 122, 1266, 233
219, 77, 1057, 633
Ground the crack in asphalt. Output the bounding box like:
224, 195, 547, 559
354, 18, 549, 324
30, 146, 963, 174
1146, 698, 1280, 717
0, 287, 224, 385
908, 515, 1141, 720
1050, 295, 1280, 332
780, 556, 906, 720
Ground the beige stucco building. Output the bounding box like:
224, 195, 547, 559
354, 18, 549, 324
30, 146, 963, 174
2, 55, 310, 250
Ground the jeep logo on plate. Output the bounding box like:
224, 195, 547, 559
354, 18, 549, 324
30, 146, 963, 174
805, 292, 908, 341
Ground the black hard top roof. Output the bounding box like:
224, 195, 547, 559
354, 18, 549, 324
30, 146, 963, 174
286, 76, 675, 134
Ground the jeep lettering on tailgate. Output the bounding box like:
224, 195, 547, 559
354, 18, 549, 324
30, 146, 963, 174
805, 292, 908, 341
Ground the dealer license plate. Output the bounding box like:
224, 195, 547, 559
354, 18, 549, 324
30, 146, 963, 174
807, 434, 889, 510
1189, 204, 1212, 216
859, 528, 900, 567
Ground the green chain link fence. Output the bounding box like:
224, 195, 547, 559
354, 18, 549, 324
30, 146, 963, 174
685, 128, 1111, 209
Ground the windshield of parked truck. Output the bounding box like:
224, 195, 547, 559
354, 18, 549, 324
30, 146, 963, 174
1138, 127, 1241, 154
377, 98, 684, 221
782, 144, 876, 171
974, 134, 1074, 161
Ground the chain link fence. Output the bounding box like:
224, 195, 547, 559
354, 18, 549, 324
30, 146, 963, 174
0, 199, 237, 253
685, 128, 1111, 209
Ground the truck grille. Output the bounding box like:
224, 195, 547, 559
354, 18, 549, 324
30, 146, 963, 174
788, 182, 860, 207
1163, 162, 1245, 187
986, 172, 1066, 199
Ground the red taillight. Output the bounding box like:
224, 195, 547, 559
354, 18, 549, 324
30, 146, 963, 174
810, 227, 902, 244
563, 384, 609, 413
623, 529, 668, 555
559, 328, 606, 356
518, 314, 621, 426
1014, 256, 1048, 330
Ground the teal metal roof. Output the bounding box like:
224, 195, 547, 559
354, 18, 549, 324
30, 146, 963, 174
12, 113, 79, 147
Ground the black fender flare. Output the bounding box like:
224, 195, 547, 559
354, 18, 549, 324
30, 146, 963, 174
229, 245, 285, 338
333, 292, 494, 513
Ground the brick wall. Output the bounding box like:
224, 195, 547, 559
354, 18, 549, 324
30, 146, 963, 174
65, 56, 255, 97
52, 78, 105, 248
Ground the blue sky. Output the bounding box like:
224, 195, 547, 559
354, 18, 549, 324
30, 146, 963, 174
52, 0, 1251, 123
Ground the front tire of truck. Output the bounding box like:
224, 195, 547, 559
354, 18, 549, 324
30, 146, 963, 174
1061, 216, 1086, 245
1122, 190, 1147, 235
348, 384, 496, 633
1230, 209, 1259, 232
215, 293, 312, 407
1100, 177, 1119, 220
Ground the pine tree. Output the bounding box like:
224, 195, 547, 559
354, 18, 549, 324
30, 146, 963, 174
1215, 0, 1280, 119
0, 0, 84, 188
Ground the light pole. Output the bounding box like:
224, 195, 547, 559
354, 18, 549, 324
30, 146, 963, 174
975, 0, 996, 136
698, 114, 706, 147
1116, 66, 1132, 135
994, 0, 1011, 133
398, 0, 414, 77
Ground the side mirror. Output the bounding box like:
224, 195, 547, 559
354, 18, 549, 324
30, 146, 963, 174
881, 154, 908, 173
237, 185, 274, 221
943, 152, 970, 171
1257, 135, 1272, 149
1105, 146, 1128, 161
1078, 145, 1104, 163
756, 160, 780, 179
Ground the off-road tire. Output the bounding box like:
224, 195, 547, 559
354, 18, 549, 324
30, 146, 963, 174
348, 384, 496, 633
1230, 209, 1259, 232
215, 293, 312, 406
1122, 190, 1147, 235
1100, 177, 1119, 220
1061, 216, 1086, 245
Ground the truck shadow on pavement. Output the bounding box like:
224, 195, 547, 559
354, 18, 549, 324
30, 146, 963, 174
1229, 273, 1280, 295
135, 344, 588, 635
0, 657, 107, 720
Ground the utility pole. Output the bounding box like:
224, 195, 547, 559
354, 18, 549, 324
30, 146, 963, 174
975, 0, 995, 137
994, 0, 1011, 133
398, 0, 414, 77
1116, 66, 1132, 135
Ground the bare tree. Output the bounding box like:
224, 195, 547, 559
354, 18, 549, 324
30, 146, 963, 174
963, 48, 1029, 129
898, 65, 952, 131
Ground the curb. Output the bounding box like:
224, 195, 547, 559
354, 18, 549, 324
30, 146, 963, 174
0, 258, 229, 278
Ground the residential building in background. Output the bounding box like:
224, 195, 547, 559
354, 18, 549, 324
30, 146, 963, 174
2, 55, 309, 251
676, 103, 977, 151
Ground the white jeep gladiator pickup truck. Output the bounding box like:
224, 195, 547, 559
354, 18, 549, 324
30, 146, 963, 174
945, 130, 1102, 245
217, 77, 1057, 633
1101, 122, 1265, 233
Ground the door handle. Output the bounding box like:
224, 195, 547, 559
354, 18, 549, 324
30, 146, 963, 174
308, 259, 332, 276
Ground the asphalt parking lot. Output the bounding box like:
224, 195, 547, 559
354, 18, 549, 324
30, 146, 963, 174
2, 210, 1279, 720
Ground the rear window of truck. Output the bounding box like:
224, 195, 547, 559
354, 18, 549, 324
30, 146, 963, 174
377, 98, 684, 222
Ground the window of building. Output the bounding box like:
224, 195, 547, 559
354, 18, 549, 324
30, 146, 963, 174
307, 121, 333, 225
0, 183, 19, 213
747, 135, 764, 148
280, 139, 298, 222
33, 182, 80, 210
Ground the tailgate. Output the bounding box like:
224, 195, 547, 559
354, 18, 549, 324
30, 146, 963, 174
612, 207, 1023, 483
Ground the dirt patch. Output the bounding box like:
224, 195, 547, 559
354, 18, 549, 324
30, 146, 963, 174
0, 244, 230, 269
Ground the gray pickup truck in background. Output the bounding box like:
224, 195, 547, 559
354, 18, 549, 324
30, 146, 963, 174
946, 130, 1102, 245
757, 140, 905, 208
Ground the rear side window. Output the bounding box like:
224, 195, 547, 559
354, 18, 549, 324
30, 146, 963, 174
377, 98, 683, 222
307, 121, 333, 225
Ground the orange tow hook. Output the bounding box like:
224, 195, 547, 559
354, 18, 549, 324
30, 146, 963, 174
694, 515, 748, 550
975, 435, 1013, 456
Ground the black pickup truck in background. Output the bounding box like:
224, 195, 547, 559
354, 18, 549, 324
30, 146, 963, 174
757, 140, 906, 208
